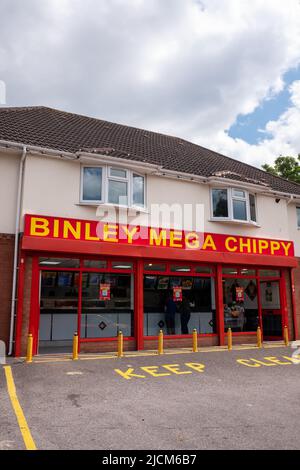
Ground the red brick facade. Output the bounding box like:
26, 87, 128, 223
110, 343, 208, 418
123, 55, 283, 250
0, 234, 14, 350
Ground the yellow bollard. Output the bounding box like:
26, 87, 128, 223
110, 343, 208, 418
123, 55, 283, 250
26, 333, 33, 363
72, 333, 79, 361
117, 331, 124, 358
158, 329, 164, 355
192, 329, 198, 353
284, 326, 289, 347
257, 326, 262, 349
227, 328, 232, 351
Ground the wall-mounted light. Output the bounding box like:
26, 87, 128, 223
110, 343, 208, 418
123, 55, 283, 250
275, 198, 280, 203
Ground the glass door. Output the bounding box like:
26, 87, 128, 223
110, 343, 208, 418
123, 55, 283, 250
260, 280, 283, 340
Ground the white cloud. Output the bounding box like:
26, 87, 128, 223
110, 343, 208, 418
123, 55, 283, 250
0, 0, 300, 167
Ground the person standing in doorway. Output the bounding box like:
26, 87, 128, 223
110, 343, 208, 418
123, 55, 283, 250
180, 295, 191, 334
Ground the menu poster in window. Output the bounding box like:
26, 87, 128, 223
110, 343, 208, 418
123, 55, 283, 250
169, 277, 181, 288
173, 286, 182, 302
99, 283, 111, 300
236, 286, 244, 302
182, 278, 193, 290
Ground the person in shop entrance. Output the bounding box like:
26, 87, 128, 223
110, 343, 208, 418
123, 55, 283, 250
179, 295, 191, 334
165, 293, 177, 335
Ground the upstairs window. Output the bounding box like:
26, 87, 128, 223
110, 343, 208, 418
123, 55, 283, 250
81, 166, 145, 208
211, 188, 257, 223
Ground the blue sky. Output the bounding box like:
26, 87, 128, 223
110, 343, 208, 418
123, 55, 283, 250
229, 65, 300, 145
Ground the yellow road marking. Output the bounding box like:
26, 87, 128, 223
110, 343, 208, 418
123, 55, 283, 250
20, 342, 287, 364
3, 366, 37, 450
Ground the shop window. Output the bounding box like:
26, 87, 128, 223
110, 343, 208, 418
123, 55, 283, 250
144, 263, 166, 272
195, 266, 212, 274
39, 258, 80, 268
111, 261, 133, 270
83, 260, 107, 269
144, 275, 216, 336
81, 273, 133, 338
39, 271, 79, 344
223, 278, 259, 332
170, 265, 191, 273
211, 188, 257, 223
240, 268, 256, 276
259, 269, 280, 277
222, 267, 238, 275
81, 165, 145, 208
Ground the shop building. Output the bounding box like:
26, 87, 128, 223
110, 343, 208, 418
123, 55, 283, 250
0, 106, 299, 356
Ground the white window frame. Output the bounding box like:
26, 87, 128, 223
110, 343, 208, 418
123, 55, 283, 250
210, 187, 257, 224
80, 164, 146, 209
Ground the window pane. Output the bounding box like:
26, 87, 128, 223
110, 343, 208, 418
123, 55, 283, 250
233, 189, 246, 198
171, 265, 191, 272
233, 199, 247, 220
222, 267, 238, 275
144, 263, 166, 272
297, 207, 300, 228
108, 180, 128, 205
81, 273, 133, 338
240, 268, 256, 276
195, 266, 212, 274
112, 261, 133, 270
83, 260, 107, 269
223, 278, 259, 332
143, 276, 216, 336
133, 174, 145, 207
82, 167, 102, 201
110, 168, 127, 178
39, 257, 80, 268
259, 269, 280, 277
212, 189, 228, 217
249, 194, 256, 222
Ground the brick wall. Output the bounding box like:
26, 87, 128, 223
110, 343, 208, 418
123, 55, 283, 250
0, 234, 14, 351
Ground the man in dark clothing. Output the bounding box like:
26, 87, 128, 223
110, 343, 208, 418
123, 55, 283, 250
165, 294, 177, 335
180, 295, 191, 334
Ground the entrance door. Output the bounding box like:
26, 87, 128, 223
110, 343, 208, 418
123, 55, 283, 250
260, 280, 283, 340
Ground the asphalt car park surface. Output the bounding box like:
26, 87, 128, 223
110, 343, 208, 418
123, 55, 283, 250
1, 346, 300, 450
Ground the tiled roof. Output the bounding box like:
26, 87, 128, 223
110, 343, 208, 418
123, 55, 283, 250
0, 106, 300, 196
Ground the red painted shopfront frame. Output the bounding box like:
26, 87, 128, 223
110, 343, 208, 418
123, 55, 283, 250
16, 235, 299, 356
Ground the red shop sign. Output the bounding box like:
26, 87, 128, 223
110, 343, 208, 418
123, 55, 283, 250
236, 287, 244, 302
99, 284, 111, 300
173, 287, 182, 302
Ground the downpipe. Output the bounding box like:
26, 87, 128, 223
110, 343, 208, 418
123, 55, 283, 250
8, 145, 27, 355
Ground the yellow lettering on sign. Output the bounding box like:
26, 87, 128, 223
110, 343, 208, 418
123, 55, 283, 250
258, 240, 269, 254
30, 217, 50, 237
63, 221, 81, 239
185, 232, 200, 250
237, 359, 261, 368
202, 235, 216, 251
162, 364, 192, 375
225, 237, 238, 252
53, 219, 59, 238
270, 241, 281, 255
281, 242, 292, 257
122, 226, 138, 244
170, 231, 183, 248
239, 238, 251, 253
140, 366, 171, 377
114, 368, 146, 380
103, 224, 118, 243
85, 223, 99, 241
185, 362, 205, 373
149, 228, 167, 247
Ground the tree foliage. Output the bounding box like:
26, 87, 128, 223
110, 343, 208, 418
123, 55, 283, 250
262, 155, 300, 183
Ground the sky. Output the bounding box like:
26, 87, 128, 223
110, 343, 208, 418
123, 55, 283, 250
0, 0, 300, 168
